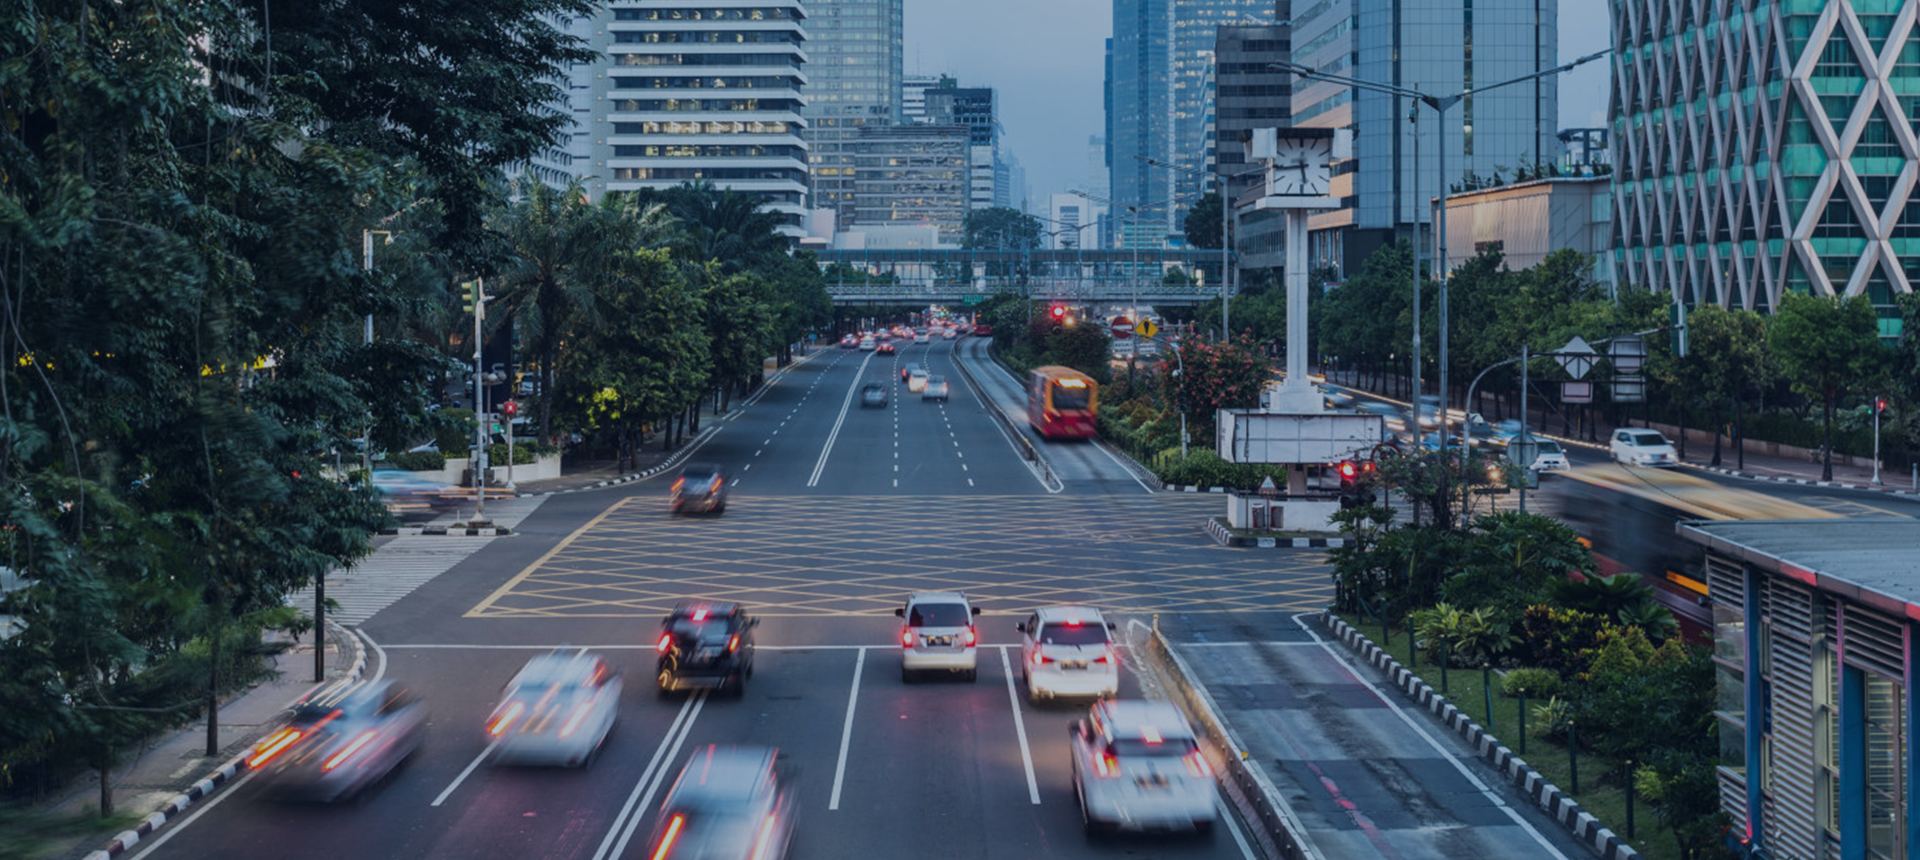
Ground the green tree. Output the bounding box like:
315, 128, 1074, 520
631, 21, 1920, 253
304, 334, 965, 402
962, 207, 1043, 251
1162, 333, 1271, 447
647, 181, 791, 273
1652, 305, 1770, 465
558, 249, 710, 466
765, 252, 834, 363
695, 265, 779, 410
1316, 243, 1412, 396
1769, 293, 1885, 480
1183, 190, 1224, 249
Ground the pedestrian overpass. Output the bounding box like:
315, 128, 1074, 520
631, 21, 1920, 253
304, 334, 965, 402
814, 248, 1227, 306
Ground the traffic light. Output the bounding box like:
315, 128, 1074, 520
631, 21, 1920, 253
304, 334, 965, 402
1337, 460, 1377, 509
460, 280, 480, 315
1875, 397, 1888, 413
502, 400, 518, 417
1050, 304, 1066, 321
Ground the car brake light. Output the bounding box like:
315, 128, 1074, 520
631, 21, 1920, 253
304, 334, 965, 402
248, 728, 305, 768
963, 626, 976, 647
691, 607, 709, 622
489, 701, 528, 737
901, 629, 915, 648
1031, 651, 1053, 666
557, 699, 596, 739
1184, 750, 1212, 778
656, 632, 674, 653
727, 634, 740, 653
1094, 751, 1120, 778
749, 813, 781, 860
709, 477, 723, 493
322, 730, 379, 771
1092, 646, 1115, 664
670, 478, 685, 492
1064, 617, 1082, 627
650, 814, 686, 860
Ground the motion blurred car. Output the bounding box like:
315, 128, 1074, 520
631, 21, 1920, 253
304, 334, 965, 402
1018, 606, 1119, 702
860, 383, 888, 408
914, 332, 931, 345
921, 376, 950, 401
972, 324, 993, 337
896, 591, 982, 682
670, 463, 729, 515
641, 745, 796, 860
900, 362, 920, 383
1610, 428, 1678, 467
907, 369, 930, 392
838, 335, 857, 349
485, 649, 621, 767
1526, 436, 1570, 471
858, 337, 876, 352
876, 341, 896, 356
1070, 700, 1217, 837
249, 679, 426, 802
369, 470, 453, 509
656, 601, 758, 696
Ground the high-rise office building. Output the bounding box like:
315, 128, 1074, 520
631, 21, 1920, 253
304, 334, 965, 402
1212, 24, 1290, 273
1108, 0, 1275, 234
1612, 0, 1916, 325
902, 73, 945, 124
924, 86, 999, 212
851, 124, 970, 244
546, 2, 811, 237
802, 0, 905, 224
1290, 0, 1559, 274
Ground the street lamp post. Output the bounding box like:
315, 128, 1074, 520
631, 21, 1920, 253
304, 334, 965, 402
1273, 49, 1610, 449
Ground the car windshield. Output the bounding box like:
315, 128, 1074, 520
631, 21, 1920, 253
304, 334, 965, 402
1038, 623, 1108, 646
1629, 432, 1666, 445
908, 603, 970, 627
1052, 386, 1090, 410
669, 618, 732, 642
1110, 737, 1199, 757
1537, 440, 1563, 453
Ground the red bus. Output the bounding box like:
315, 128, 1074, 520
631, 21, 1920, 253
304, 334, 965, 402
1027, 366, 1098, 439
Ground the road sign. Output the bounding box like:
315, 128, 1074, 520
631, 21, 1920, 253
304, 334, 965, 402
1137, 318, 1161, 339
1110, 315, 1132, 340
1556, 336, 1598, 380
1609, 335, 1647, 375
1509, 435, 1540, 469
1562, 380, 1594, 403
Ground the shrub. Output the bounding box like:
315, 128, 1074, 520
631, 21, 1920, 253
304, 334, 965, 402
1153, 448, 1285, 490
1411, 603, 1516, 666
383, 451, 445, 472
1518, 605, 1611, 676
1499, 667, 1561, 699
484, 443, 536, 466
1530, 695, 1575, 738
435, 408, 475, 454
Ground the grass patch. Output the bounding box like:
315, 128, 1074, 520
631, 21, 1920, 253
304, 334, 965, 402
1335, 612, 1686, 860
0, 804, 146, 860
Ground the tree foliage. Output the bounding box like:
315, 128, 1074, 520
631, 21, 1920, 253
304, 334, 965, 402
1769, 293, 1885, 480
962, 207, 1043, 251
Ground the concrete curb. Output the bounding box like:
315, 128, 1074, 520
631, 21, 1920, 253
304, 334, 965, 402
1136, 621, 1323, 860
84, 622, 367, 860
1682, 462, 1919, 495
1162, 483, 1232, 493
519, 423, 722, 499
376, 525, 512, 536
1317, 612, 1642, 860
1203, 518, 1347, 549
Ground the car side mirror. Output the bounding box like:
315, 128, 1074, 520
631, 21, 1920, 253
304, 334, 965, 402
895, 607, 906, 618
971, 606, 982, 616
1015, 622, 1027, 633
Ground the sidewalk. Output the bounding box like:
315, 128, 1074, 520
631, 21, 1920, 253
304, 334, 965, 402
31, 625, 362, 860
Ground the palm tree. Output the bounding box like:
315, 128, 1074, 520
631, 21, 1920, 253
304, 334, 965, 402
655, 181, 788, 273
488, 174, 673, 440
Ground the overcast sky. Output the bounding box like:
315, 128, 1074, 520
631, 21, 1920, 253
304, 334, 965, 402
902, 0, 1614, 208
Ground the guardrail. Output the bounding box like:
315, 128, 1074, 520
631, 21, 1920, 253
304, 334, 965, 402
949, 339, 1056, 489
1138, 616, 1325, 860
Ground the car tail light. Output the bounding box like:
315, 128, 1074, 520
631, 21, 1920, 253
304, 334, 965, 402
322, 730, 379, 771
1031, 651, 1053, 667
557, 699, 596, 739
248, 728, 305, 768
901, 629, 915, 648
708, 477, 723, 493
727, 634, 740, 653
650, 813, 686, 860
670, 478, 685, 493
1183, 750, 1212, 778
749, 813, 781, 860
656, 632, 674, 653
1093, 751, 1120, 778
1092, 646, 1116, 665
962, 626, 976, 647
489, 701, 528, 737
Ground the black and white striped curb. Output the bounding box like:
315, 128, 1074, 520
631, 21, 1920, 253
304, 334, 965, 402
377, 525, 512, 536
1162, 483, 1232, 493
1683, 462, 1919, 495
1204, 518, 1347, 549
519, 424, 722, 499
85, 623, 366, 860
1319, 612, 1642, 860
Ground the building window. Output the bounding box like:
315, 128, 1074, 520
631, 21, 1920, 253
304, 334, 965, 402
1863, 672, 1904, 860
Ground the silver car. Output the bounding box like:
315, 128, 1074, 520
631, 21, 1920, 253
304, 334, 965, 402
1070, 700, 1218, 837
922, 375, 950, 401
486, 649, 622, 767
249, 679, 426, 802
896, 591, 982, 682
642, 745, 797, 860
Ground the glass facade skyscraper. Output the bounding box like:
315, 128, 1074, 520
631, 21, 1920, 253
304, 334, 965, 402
800, 0, 904, 225
1611, 0, 1917, 330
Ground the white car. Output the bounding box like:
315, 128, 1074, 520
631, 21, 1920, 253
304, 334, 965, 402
907, 368, 930, 392
858, 337, 877, 352
941, 328, 957, 340
1070, 700, 1217, 837
914, 332, 931, 345
922, 376, 950, 401
1018, 606, 1119, 702
1525, 436, 1570, 471
642, 745, 796, 860
487, 649, 622, 767
1610, 428, 1678, 467
896, 591, 983, 682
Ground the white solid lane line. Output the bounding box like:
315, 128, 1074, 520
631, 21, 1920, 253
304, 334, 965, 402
430, 738, 502, 806
122, 770, 261, 860
808, 352, 874, 487
591, 693, 707, 860
828, 646, 867, 810
360, 629, 389, 683
999, 646, 1042, 804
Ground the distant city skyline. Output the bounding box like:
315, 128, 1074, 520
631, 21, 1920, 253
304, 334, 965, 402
904, 0, 1612, 209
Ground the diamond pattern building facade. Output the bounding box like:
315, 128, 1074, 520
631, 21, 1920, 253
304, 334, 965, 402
1610, 0, 1919, 329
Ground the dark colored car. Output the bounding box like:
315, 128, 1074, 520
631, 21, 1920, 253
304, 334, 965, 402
973, 324, 993, 337
656, 601, 759, 696
876, 341, 896, 355
249, 679, 427, 802
900, 362, 920, 383
860, 383, 888, 408
671, 463, 729, 515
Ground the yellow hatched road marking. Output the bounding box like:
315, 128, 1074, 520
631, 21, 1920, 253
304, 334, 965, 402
464, 496, 637, 618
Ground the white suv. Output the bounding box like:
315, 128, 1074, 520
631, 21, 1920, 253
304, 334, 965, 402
1070, 700, 1217, 837
1610, 428, 1678, 467
1018, 606, 1119, 702
896, 592, 982, 682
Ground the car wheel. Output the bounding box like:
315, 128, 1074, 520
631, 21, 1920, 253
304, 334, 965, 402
901, 666, 915, 684
713, 503, 726, 515
656, 668, 674, 697
965, 668, 977, 682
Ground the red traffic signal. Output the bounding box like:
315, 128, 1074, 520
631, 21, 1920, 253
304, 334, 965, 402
1050, 305, 1066, 320
1876, 398, 1888, 413
1337, 461, 1358, 481
502, 400, 518, 417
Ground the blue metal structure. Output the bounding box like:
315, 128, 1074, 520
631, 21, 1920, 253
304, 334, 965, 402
815, 247, 1227, 306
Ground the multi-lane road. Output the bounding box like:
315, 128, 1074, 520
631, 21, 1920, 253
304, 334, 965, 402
122, 335, 1911, 860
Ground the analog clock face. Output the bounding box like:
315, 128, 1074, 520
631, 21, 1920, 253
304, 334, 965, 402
1271, 136, 1333, 196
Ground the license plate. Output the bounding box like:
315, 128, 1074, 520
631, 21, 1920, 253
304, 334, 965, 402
1063, 661, 1088, 670
929, 636, 951, 647
1137, 774, 1169, 788
696, 649, 719, 660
